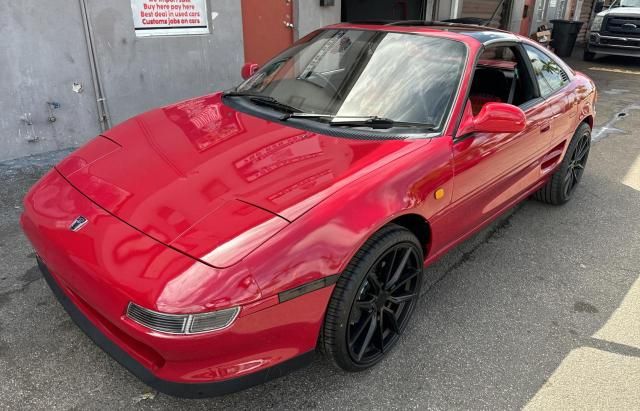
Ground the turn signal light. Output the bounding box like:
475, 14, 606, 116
126, 302, 240, 335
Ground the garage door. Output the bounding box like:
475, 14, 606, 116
460, 0, 512, 28
342, 0, 425, 22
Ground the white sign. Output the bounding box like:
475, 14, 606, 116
131, 0, 209, 37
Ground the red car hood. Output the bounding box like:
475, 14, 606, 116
56, 93, 422, 266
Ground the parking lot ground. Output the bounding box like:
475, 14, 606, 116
1, 48, 639, 410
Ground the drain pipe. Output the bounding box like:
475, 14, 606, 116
79, 0, 111, 131
450, 0, 461, 19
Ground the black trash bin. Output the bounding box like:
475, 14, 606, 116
550, 20, 584, 57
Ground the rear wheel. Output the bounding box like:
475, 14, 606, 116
535, 123, 591, 205
321, 224, 423, 371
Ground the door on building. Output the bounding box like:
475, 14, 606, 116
531, 0, 568, 31
520, 0, 536, 34
532, 0, 545, 31
241, 0, 294, 65
342, 0, 426, 21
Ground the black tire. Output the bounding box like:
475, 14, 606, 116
320, 224, 424, 371
535, 122, 591, 205
583, 50, 596, 61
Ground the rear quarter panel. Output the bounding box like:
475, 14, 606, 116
573, 71, 597, 130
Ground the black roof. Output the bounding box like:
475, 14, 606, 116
345, 20, 520, 44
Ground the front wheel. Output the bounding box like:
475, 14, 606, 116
321, 224, 424, 371
535, 123, 591, 205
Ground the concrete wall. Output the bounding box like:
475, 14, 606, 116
86, 0, 244, 127
0, 0, 245, 162
0, 1, 102, 162
0, 0, 341, 162
294, 0, 342, 39
435, 0, 456, 20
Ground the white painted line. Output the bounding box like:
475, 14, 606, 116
588, 67, 640, 76
592, 103, 640, 143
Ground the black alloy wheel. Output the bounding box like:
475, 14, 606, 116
583, 50, 596, 61
535, 122, 591, 205
321, 224, 424, 371
563, 131, 590, 198
347, 243, 421, 365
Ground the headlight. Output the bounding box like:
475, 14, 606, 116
126, 302, 240, 334
591, 15, 604, 32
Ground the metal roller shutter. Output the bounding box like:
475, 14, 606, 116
460, 0, 513, 29
576, 0, 596, 44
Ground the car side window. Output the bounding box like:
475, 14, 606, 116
523, 44, 569, 97
467, 44, 538, 115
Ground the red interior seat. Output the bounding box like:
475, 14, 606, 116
469, 94, 503, 115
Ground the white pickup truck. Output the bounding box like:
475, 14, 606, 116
585, 0, 640, 60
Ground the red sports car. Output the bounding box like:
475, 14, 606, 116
21, 22, 596, 397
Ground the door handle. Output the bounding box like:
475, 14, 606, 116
540, 123, 551, 133
283, 21, 295, 29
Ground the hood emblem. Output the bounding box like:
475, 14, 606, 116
69, 216, 88, 232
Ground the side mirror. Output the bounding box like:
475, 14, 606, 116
241, 63, 259, 80
458, 102, 526, 136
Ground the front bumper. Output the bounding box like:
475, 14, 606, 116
38, 259, 314, 397
21, 169, 335, 397
587, 33, 640, 57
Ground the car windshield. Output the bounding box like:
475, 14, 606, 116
233, 29, 466, 130
619, 0, 640, 6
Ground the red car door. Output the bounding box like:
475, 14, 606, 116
435, 99, 553, 248
522, 43, 578, 174
544, 92, 576, 148
432, 42, 558, 250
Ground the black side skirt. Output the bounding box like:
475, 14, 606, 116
37, 259, 315, 398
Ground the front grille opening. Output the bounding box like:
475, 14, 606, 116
605, 16, 640, 38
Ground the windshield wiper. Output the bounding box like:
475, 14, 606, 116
223, 91, 264, 98
222, 91, 302, 114
282, 112, 335, 120
284, 113, 435, 129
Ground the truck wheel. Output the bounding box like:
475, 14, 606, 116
583, 50, 596, 61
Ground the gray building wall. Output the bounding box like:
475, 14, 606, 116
0, 1, 102, 161
294, 0, 343, 39
435, 0, 456, 20
1, 0, 341, 162
87, 0, 244, 127
509, 0, 527, 32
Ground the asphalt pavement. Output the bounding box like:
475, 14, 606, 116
1, 48, 639, 410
